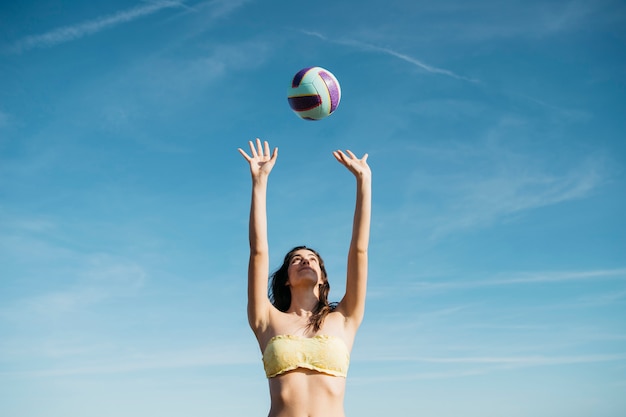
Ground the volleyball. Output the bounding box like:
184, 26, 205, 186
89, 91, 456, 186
287, 67, 341, 120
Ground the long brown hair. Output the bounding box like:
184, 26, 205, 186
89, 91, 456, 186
269, 246, 335, 332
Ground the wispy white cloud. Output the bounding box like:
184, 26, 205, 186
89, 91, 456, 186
410, 0, 609, 42
351, 368, 489, 383
376, 353, 626, 365
354, 41, 479, 83
171, 0, 251, 18
8, 1, 185, 53
94, 37, 272, 141
302, 31, 478, 83
354, 353, 626, 386
411, 268, 626, 292
575, 288, 626, 306
351, 353, 626, 383
0, 251, 147, 320
379, 159, 605, 243
431, 162, 603, 239
1, 341, 257, 378
203, 0, 252, 19
385, 125, 610, 239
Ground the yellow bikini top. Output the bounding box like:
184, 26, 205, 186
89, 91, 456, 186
262, 334, 350, 378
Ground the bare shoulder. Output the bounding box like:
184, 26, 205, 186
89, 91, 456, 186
332, 302, 363, 333
322, 310, 359, 350
255, 307, 305, 349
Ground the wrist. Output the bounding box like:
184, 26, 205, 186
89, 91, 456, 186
356, 173, 372, 184
252, 175, 269, 186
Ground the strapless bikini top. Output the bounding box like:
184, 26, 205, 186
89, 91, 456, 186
262, 334, 350, 378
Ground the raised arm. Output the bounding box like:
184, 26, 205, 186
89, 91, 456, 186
238, 139, 278, 335
333, 150, 372, 330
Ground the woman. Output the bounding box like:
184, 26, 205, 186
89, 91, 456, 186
238, 138, 371, 417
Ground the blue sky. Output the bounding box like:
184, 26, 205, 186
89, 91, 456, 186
1, 0, 625, 416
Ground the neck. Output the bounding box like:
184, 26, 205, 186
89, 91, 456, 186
287, 287, 320, 316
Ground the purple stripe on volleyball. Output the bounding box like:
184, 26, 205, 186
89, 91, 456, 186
292, 67, 313, 88
288, 95, 322, 111
318, 70, 340, 113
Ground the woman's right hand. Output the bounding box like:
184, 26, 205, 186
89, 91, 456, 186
238, 138, 278, 180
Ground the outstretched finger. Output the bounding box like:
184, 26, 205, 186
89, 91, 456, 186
263, 140, 271, 157
238, 147, 252, 161
257, 138, 266, 156
248, 140, 259, 158
332, 150, 346, 163
345, 149, 368, 162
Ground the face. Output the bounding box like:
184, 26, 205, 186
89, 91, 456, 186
286, 249, 323, 287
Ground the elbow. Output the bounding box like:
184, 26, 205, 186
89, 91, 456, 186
350, 246, 368, 256
249, 247, 269, 257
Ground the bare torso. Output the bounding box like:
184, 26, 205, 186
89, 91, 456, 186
259, 311, 355, 417
268, 370, 346, 417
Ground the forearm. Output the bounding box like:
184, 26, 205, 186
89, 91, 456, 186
249, 177, 270, 255
350, 176, 372, 253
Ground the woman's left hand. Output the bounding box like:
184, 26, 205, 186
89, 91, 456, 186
333, 150, 371, 180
